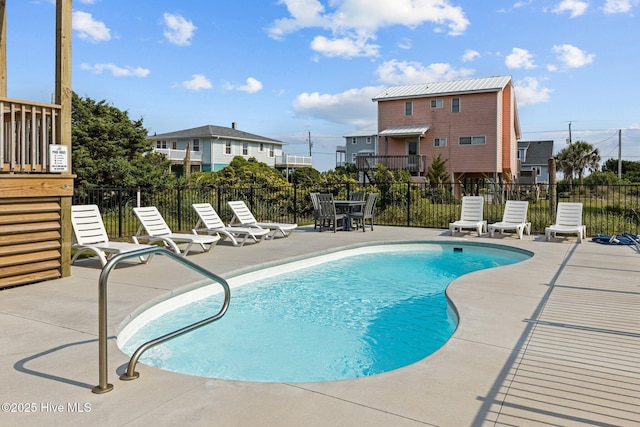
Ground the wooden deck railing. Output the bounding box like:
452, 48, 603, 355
356, 154, 427, 174
1, 97, 61, 173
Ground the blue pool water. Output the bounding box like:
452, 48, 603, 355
118, 243, 530, 382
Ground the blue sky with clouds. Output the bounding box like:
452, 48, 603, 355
6, 0, 640, 171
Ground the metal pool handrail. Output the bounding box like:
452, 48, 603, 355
92, 247, 231, 394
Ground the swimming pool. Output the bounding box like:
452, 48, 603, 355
118, 242, 531, 382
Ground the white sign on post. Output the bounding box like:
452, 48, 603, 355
49, 144, 69, 173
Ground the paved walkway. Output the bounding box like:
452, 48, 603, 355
1, 226, 638, 426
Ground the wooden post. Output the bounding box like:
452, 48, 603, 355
548, 157, 556, 220
56, 0, 73, 277
0, 0, 6, 97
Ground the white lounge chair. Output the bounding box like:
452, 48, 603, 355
71, 204, 153, 266
545, 202, 586, 243
227, 200, 297, 239
192, 203, 269, 247
133, 206, 219, 256
488, 200, 531, 239
449, 196, 487, 237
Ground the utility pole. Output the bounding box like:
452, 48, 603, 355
618, 129, 622, 179
308, 131, 313, 156
568, 121, 572, 144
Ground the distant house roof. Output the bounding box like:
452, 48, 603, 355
372, 75, 513, 101
150, 125, 283, 145
518, 140, 553, 165
379, 125, 430, 137
344, 124, 379, 138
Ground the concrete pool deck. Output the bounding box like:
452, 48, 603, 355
1, 226, 639, 426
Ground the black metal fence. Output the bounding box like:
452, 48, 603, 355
73, 182, 640, 240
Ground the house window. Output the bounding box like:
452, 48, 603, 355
156, 141, 166, 149
351, 137, 357, 144
351, 153, 357, 163
517, 149, 526, 161
366, 137, 371, 144
268, 145, 274, 157
452, 98, 460, 113
242, 142, 248, 155
430, 99, 443, 108
192, 139, 200, 151
225, 141, 232, 155
259, 143, 264, 152
405, 101, 413, 116
434, 138, 447, 147
459, 136, 486, 145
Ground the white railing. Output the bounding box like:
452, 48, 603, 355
275, 153, 312, 168
1, 97, 61, 173
154, 148, 202, 162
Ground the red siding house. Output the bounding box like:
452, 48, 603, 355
370, 75, 521, 184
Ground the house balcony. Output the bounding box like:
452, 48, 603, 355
355, 154, 427, 174
155, 148, 202, 163
275, 153, 312, 169
1, 97, 61, 173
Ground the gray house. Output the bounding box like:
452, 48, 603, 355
337, 126, 378, 168
149, 123, 303, 174
517, 140, 553, 184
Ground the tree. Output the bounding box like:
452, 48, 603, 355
72, 92, 173, 189
602, 159, 640, 182
426, 154, 449, 185
292, 167, 322, 185
555, 140, 600, 186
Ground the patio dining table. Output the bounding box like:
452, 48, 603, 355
333, 199, 365, 212
333, 200, 366, 230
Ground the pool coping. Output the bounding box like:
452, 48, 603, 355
116, 241, 533, 380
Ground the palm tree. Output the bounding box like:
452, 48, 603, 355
555, 140, 600, 187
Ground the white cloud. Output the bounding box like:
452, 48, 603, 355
162, 12, 196, 46
80, 63, 150, 77
268, 0, 469, 58
603, 0, 640, 13
310, 34, 380, 58
505, 48, 536, 69
462, 49, 480, 62
293, 86, 382, 126
237, 77, 264, 93
181, 74, 212, 91
73, 11, 111, 43
398, 38, 412, 50
552, 0, 589, 17
375, 60, 474, 85
222, 77, 264, 93
552, 44, 595, 68
514, 77, 553, 106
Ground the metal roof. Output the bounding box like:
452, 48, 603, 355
372, 75, 512, 101
149, 125, 283, 145
379, 125, 430, 137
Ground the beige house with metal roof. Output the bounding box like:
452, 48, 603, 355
369, 75, 521, 184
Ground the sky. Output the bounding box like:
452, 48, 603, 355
6, 0, 640, 172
